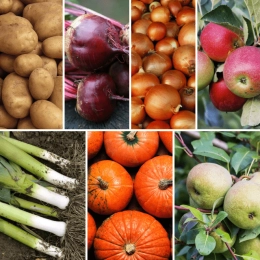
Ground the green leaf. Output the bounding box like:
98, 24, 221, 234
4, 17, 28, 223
180, 205, 204, 222
214, 228, 233, 243
195, 230, 216, 256
231, 147, 258, 174
192, 140, 212, 150
243, 16, 255, 45
193, 145, 230, 163
244, 0, 260, 26
201, 5, 242, 28
0, 187, 11, 203
239, 226, 260, 242
176, 246, 192, 256
210, 211, 228, 229
241, 96, 260, 127
218, 132, 236, 138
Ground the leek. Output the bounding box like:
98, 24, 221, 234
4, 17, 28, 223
0, 135, 70, 168
0, 157, 69, 209
0, 201, 66, 237
0, 136, 77, 190
0, 217, 63, 258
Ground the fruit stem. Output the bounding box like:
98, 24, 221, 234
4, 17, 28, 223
97, 177, 108, 190
126, 131, 137, 141
125, 243, 136, 255
175, 205, 218, 214
158, 179, 172, 190
172, 104, 182, 114
225, 242, 238, 260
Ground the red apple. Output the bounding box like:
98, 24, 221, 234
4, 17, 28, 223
198, 50, 214, 91
209, 77, 246, 112
200, 22, 244, 62
223, 46, 260, 98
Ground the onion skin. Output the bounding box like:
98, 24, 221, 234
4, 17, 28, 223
144, 84, 181, 120
178, 22, 195, 46
146, 120, 171, 129
65, 14, 124, 71
76, 73, 127, 122
170, 110, 195, 129
132, 33, 154, 58
161, 70, 187, 90
131, 97, 146, 124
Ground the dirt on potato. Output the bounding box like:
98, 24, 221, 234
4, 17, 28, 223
0, 131, 86, 260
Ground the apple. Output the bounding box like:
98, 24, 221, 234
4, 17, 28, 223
209, 77, 246, 112
197, 51, 214, 91
200, 22, 244, 62
223, 46, 260, 98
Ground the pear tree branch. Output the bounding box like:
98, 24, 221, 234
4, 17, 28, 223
225, 242, 238, 260
175, 205, 219, 214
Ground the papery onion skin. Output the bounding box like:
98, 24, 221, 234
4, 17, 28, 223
132, 33, 155, 58
178, 22, 195, 46
150, 6, 171, 23
132, 19, 152, 35
170, 110, 195, 129
161, 70, 187, 90
155, 37, 179, 57
146, 120, 171, 129
144, 84, 181, 120
179, 87, 195, 111
168, 0, 182, 17
147, 22, 167, 41
131, 97, 146, 124
187, 74, 195, 88
131, 51, 142, 76
143, 52, 172, 77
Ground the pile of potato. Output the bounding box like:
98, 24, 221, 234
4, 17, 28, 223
0, 0, 63, 129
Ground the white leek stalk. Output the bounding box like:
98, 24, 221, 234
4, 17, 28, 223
0, 202, 66, 237
0, 136, 77, 190
0, 217, 63, 258
0, 135, 70, 168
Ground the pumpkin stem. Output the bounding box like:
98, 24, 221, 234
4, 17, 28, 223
125, 243, 136, 255
126, 131, 137, 141
97, 176, 108, 190
158, 179, 172, 190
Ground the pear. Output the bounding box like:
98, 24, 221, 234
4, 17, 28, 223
234, 235, 260, 255
224, 180, 260, 229
249, 172, 260, 184
186, 163, 232, 209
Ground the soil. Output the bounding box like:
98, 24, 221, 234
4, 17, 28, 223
0, 131, 86, 260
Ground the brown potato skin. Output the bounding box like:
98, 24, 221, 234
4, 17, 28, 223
30, 100, 62, 129
0, 0, 13, 14
42, 36, 62, 59
41, 56, 57, 77
21, 0, 61, 5
57, 60, 62, 76
49, 76, 62, 109
14, 53, 43, 77
0, 105, 18, 128
0, 54, 16, 73
10, 0, 25, 16
29, 42, 43, 56
17, 116, 37, 129
29, 68, 54, 100
0, 78, 3, 103
2, 73, 33, 118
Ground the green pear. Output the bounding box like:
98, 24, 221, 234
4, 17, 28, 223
186, 163, 232, 209
234, 235, 260, 255
224, 180, 260, 229
189, 196, 200, 208
249, 172, 260, 184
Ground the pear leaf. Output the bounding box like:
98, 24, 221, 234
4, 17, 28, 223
193, 145, 230, 163
244, 0, 260, 27
240, 250, 260, 260
218, 131, 236, 138
195, 230, 216, 256
210, 211, 228, 229
201, 5, 242, 28
180, 205, 204, 222
241, 96, 260, 127
176, 245, 192, 256
214, 228, 233, 243
239, 226, 260, 242
231, 147, 258, 174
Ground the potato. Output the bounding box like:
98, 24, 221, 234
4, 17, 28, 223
0, 12, 32, 28
0, 53, 16, 73
0, 0, 13, 14
21, 0, 61, 4
41, 56, 57, 77
2, 73, 33, 118
0, 78, 3, 102
49, 76, 62, 109
0, 105, 18, 129
10, 0, 25, 16
57, 60, 62, 76
14, 53, 43, 77
29, 42, 43, 56
30, 100, 62, 129
17, 117, 37, 129
42, 36, 62, 59
29, 68, 54, 100
0, 25, 38, 55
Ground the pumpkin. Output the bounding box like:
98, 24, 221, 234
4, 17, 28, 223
134, 155, 173, 218
159, 131, 172, 154
88, 131, 103, 159
94, 210, 171, 260
88, 160, 133, 215
88, 212, 97, 250
104, 131, 159, 167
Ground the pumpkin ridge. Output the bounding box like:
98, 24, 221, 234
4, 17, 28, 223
135, 250, 170, 259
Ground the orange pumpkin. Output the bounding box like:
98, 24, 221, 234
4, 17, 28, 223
94, 210, 171, 260
159, 131, 172, 153
104, 131, 159, 167
88, 131, 104, 159
88, 160, 133, 215
88, 212, 96, 250
134, 155, 173, 218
